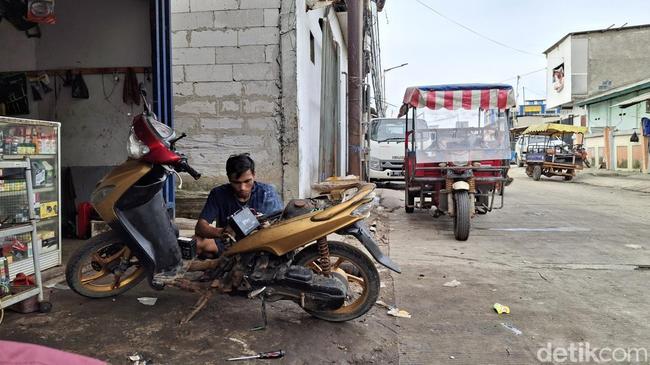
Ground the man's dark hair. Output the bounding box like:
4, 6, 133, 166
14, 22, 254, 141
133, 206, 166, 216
226, 153, 255, 180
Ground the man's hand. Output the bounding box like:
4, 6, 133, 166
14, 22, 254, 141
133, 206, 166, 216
195, 218, 224, 239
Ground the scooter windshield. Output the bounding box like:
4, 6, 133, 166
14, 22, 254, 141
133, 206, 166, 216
412, 108, 511, 163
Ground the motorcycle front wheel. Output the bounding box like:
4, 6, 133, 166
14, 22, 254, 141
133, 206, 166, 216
66, 231, 146, 298
293, 240, 380, 322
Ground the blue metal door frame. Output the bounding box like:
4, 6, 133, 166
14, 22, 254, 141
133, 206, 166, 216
151, 0, 176, 216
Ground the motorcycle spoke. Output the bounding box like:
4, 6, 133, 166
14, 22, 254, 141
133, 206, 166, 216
331, 257, 345, 270
308, 261, 323, 273
80, 269, 109, 284
346, 274, 364, 285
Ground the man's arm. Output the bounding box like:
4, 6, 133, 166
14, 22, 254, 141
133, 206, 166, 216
195, 218, 224, 239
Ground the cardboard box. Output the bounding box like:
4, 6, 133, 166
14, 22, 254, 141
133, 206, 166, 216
40, 201, 58, 218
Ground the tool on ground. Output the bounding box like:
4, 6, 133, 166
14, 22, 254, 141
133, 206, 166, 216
227, 350, 285, 361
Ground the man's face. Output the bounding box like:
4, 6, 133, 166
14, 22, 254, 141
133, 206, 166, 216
229, 170, 255, 201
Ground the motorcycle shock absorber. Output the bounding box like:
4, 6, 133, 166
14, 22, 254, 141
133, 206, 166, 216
316, 237, 331, 276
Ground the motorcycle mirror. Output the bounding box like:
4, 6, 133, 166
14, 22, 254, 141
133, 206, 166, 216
139, 83, 152, 115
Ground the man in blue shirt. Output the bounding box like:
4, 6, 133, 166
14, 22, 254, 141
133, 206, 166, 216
194, 154, 283, 256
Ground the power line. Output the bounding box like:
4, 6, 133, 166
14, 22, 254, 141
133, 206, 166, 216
414, 0, 543, 57
499, 67, 546, 83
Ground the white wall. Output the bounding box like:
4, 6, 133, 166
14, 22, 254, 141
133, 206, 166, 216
296, 3, 348, 197
0, 0, 151, 167
546, 37, 573, 109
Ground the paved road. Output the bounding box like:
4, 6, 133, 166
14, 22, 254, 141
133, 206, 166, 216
381, 167, 650, 364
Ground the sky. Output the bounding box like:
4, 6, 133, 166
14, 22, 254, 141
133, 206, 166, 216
379, 0, 650, 117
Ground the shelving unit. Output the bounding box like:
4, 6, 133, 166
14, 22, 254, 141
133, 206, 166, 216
1, 117, 61, 279
0, 159, 49, 312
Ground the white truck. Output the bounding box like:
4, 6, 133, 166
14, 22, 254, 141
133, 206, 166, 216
368, 118, 427, 182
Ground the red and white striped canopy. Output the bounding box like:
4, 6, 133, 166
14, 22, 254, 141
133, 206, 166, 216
398, 84, 516, 117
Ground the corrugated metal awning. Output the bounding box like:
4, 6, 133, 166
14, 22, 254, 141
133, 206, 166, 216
611, 91, 650, 109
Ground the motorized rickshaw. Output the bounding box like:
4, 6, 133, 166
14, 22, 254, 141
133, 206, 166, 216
522, 123, 588, 181
398, 84, 516, 241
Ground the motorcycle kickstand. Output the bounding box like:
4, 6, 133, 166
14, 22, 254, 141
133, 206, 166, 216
250, 296, 268, 331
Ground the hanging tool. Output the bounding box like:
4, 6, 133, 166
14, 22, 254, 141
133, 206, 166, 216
227, 350, 285, 361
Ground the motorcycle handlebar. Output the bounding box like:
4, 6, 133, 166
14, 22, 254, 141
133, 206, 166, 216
177, 160, 201, 180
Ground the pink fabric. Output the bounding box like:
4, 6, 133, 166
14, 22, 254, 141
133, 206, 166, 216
0, 341, 106, 365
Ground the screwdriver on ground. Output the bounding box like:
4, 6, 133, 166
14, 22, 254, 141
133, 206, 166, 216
227, 350, 285, 361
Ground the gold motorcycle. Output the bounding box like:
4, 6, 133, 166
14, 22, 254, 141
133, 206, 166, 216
65, 91, 400, 323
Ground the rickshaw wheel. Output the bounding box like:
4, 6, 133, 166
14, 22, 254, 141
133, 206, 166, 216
405, 190, 414, 213
453, 191, 470, 241
564, 171, 573, 181
532, 165, 542, 181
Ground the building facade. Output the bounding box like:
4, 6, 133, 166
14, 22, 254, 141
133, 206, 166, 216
170, 0, 366, 209
544, 24, 650, 173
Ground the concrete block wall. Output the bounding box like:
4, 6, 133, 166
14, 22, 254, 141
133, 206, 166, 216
171, 0, 286, 195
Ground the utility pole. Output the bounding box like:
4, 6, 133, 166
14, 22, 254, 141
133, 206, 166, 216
347, 0, 364, 176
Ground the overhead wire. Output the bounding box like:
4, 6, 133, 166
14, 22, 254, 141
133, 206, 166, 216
414, 0, 543, 57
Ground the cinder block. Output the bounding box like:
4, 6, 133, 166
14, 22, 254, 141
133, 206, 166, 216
185, 65, 233, 82
175, 100, 217, 114
191, 29, 238, 47
171, 0, 190, 13
172, 31, 189, 48
172, 12, 213, 31
264, 45, 279, 62
215, 46, 266, 64
173, 48, 215, 65
172, 66, 185, 82
243, 81, 280, 97
219, 100, 241, 115
214, 10, 264, 29
239, 0, 281, 9
190, 0, 238, 11
263, 9, 280, 27
246, 117, 278, 131
200, 118, 245, 130
238, 27, 280, 46
233, 63, 278, 81
173, 82, 194, 96
194, 81, 242, 97
243, 99, 276, 115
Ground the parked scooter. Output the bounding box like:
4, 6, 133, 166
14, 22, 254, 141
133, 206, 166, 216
65, 88, 400, 323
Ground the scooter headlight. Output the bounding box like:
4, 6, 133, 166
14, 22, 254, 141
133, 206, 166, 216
127, 127, 150, 159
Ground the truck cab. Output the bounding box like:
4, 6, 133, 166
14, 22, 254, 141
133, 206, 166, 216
368, 118, 426, 182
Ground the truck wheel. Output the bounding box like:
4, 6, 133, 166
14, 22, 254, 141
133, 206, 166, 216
453, 191, 470, 241
532, 165, 542, 181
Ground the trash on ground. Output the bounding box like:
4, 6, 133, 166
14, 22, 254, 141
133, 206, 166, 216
127, 353, 152, 365
380, 282, 386, 288
443, 279, 461, 287
538, 272, 549, 282
501, 322, 522, 335
44, 281, 69, 290
337, 344, 348, 351
376, 300, 411, 318
387, 307, 412, 318
493, 303, 510, 314
227, 350, 285, 361
625, 244, 643, 249
369, 226, 377, 233
137, 297, 158, 306
449, 355, 455, 359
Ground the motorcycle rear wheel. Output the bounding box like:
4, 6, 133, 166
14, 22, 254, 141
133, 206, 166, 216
293, 241, 380, 322
66, 231, 146, 298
